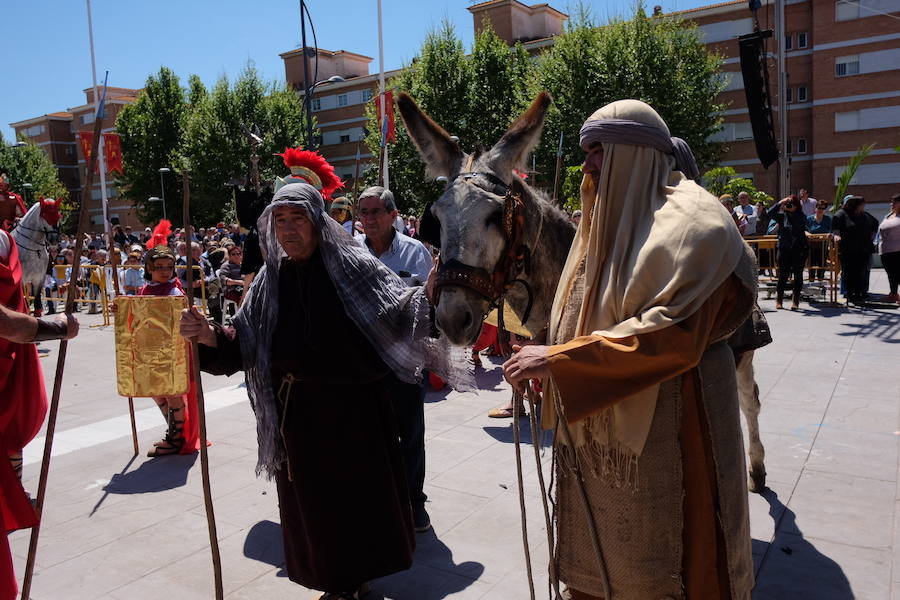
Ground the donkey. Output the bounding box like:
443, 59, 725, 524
12, 198, 61, 315
397, 91, 767, 493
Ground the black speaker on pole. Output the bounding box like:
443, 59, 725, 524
738, 30, 779, 168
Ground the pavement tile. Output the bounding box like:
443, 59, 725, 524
782, 470, 894, 548
804, 427, 897, 482
754, 533, 888, 600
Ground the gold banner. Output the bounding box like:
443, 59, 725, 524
114, 296, 190, 397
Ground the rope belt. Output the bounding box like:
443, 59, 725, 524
277, 373, 298, 482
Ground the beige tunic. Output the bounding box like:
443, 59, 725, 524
547, 261, 755, 599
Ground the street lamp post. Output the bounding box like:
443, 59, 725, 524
306, 76, 346, 150
158, 167, 171, 222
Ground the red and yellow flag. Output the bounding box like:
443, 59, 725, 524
103, 133, 123, 174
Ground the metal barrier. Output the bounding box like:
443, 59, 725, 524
26, 264, 209, 325
744, 234, 839, 305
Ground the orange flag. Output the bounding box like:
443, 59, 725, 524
103, 133, 123, 174
78, 131, 99, 174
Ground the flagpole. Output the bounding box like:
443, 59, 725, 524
86, 0, 111, 240
377, 0, 389, 190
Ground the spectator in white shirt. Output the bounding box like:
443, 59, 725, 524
733, 191, 757, 237
798, 188, 817, 217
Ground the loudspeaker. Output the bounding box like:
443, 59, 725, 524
738, 31, 779, 168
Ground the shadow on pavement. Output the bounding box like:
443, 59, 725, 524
838, 308, 900, 342
752, 489, 852, 599
243, 520, 287, 577
371, 529, 485, 599
101, 452, 198, 495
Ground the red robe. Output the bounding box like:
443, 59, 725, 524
0, 231, 47, 599
137, 279, 201, 453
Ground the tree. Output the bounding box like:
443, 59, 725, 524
533, 3, 726, 184
116, 67, 189, 224
559, 165, 584, 213
0, 131, 70, 202
180, 63, 308, 226
700, 166, 773, 206
363, 20, 533, 215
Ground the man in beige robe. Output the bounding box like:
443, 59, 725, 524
503, 100, 757, 600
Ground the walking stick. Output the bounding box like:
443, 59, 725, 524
104, 223, 139, 455
20, 110, 105, 600
181, 172, 224, 599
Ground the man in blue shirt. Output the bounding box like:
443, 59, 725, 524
358, 186, 433, 532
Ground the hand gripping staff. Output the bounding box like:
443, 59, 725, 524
20, 102, 104, 600
182, 171, 224, 599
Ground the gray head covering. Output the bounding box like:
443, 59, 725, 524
579, 109, 701, 181
234, 182, 472, 478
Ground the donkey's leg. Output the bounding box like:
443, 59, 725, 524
736, 350, 766, 493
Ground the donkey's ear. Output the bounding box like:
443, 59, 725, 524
486, 92, 552, 177
396, 92, 464, 180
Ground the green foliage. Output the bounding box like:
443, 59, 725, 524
116, 67, 188, 224
365, 20, 532, 215
116, 63, 310, 226
700, 166, 773, 206
833, 143, 875, 211
0, 132, 70, 203
560, 165, 584, 213
533, 2, 726, 183
701, 166, 738, 197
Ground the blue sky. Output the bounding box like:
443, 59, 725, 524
3, 0, 713, 140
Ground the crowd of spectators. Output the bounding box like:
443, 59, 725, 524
718, 188, 900, 306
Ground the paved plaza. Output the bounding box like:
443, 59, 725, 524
11, 272, 900, 599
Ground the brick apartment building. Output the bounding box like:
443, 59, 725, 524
9, 85, 140, 230
286, 0, 898, 215
682, 0, 900, 217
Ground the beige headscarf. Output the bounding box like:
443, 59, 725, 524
544, 100, 745, 480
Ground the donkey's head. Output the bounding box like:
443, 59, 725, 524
397, 92, 552, 346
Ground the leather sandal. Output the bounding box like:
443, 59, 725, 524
147, 407, 186, 457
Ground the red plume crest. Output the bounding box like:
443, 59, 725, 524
146, 219, 172, 249
276, 147, 343, 201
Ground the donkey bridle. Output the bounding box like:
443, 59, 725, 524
428, 169, 536, 326
11, 221, 57, 254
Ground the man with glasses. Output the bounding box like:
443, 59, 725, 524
217, 245, 244, 309
358, 186, 434, 533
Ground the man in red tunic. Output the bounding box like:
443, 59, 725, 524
0, 180, 78, 599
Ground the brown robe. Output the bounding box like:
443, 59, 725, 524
198, 252, 414, 593
547, 262, 755, 599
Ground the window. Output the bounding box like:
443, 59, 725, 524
361, 89, 373, 102
311, 98, 321, 111
65, 146, 74, 155
337, 94, 348, 107
339, 134, 351, 143
785, 34, 793, 50
24, 124, 44, 137
836, 54, 860, 77
798, 32, 808, 48
797, 138, 807, 154
733, 122, 754, 141
81, 113, 95, 125
786, 87, 793, 103
797, 86, 808, 102
835, 0, 860, 21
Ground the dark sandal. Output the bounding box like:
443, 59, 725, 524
147, 407, 186, 457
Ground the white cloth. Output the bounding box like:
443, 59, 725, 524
0, 230, 10, 263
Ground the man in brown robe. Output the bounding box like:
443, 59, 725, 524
181, 183, 469, 600
503, 100, 757, 600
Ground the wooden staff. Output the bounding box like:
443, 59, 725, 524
20, 111, 105, 600
104, 218, 139, 456
182, 172, 224, 599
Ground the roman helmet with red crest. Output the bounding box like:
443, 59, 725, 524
274, 147, 343, 201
